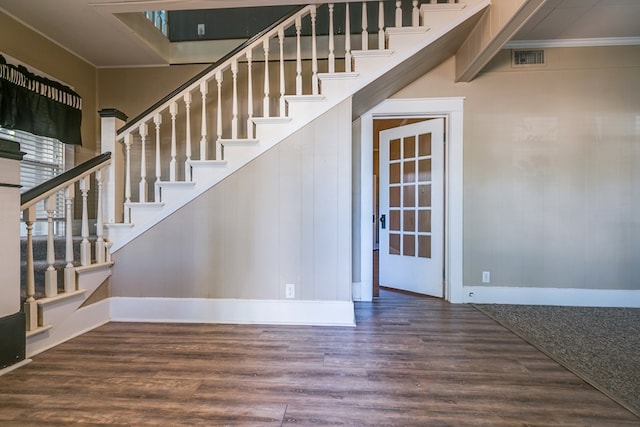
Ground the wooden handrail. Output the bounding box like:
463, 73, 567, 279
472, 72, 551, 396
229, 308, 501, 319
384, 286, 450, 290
117, 5, 307, 136
20, 152, 112, 209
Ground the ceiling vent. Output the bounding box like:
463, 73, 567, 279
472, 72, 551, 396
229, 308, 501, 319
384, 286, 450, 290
512, 49, 545, 66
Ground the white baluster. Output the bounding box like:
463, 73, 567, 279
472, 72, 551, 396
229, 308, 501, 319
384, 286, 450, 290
231, 59, 239, 139
199, 81, 208, 160
215, 69, 223, 160
79, 176, 91, 267
412, 0, 419, 27
139, 123, 148, 203
95, 169, 105, 264
362, 1, 369, 51
246, 50, 254, 139
328, 4, 335, 73
311, 5, 318, 95
295, 16, 303, 95
153, 113, 162, 201
23, 207, 37, 330
44, 196, 57, 297
263, 39, 270, 117
64, 185, 75, 292
124, 133, 132, 208
278, 28, 286, 117
169, 101, 178, 181
345, 3, 352, 72
379, 1, 385, 49
184, 92, 192, 180
395, 1, 402, 27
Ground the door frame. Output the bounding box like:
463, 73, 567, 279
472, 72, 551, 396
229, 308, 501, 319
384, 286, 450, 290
355, 97, 464, 303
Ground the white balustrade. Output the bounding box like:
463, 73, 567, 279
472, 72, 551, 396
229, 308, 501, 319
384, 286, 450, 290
139, 123, 148, 203
44, 196, 57, 297
362, 2, 369, 50
153, 113, 162, 201
396, 1, 402, 27
79, 176, 91, 266
311, 5, 319, 95
328, 4, 335, 73
231, 60, 239, 139
278, 29, 286, 116
215, 69, 223, 159
345, 3, 352, 72
378, 1, 385, 49
295, 16, 303, 95
412, 0, 419, 26
95, 169, 105, 264
124, 133, 132, 223
263, 39, 270, 117
23, 206, 36, 330
199, 82, 208, 160
246, 49, 254, 138
183, 93, 192, 178
169, 102, 178, 181
64, 185, 75, 291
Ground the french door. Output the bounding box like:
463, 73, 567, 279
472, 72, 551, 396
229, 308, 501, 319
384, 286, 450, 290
378, 119, 444, 297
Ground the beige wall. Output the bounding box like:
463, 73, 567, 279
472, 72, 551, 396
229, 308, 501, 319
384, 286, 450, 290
393, 45, 640, 290
111, 99, 352, 301
0, 11, 98, 163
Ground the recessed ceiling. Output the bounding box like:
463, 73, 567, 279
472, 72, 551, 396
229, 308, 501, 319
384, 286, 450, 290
0, 0, 638, 68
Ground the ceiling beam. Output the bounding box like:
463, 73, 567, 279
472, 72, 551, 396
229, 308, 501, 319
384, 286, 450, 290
454, 0, 548, 83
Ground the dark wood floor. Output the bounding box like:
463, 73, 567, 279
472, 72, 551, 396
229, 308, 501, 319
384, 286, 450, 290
1, 290, 638, 426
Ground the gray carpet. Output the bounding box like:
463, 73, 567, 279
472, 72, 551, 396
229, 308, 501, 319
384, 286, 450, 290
474, 304, 640, 419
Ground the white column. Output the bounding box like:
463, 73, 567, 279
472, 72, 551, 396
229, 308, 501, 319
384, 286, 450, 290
139, 123, 148, 203
79, 176, 91, 267
395, 1, 402, 27
44, 196, 57, 297
263, 39, 270, 117
328, 4, 335, 73
183, 92, 192, 179
246, 50, 254, 139
215, 69, 223, 160
295, 16, 302, 95
64, 185, 75, 292
278, 28, 286, 117
362, 1, 369, 51
95, 169, 105, 264
199, 81, 208, 160
311, 5, 318, 95
153, 113, 162, 201
378, 1, 385, 49
345, 3, 352, 72
231, 59, 239, 139
98, 109, 127, 224
412, 0, 419, 27
169, 101, 178, 181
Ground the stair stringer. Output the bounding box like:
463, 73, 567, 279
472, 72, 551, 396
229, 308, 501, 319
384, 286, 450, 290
105, 0, 491, 254
26, 262, 113, 357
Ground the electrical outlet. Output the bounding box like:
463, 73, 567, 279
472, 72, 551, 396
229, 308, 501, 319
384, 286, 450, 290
482, 271, 490, 283
285, 283, 295, 299
197, 24, 205, 37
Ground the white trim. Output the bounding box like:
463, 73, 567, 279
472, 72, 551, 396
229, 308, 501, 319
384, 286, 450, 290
357, 97, 465, 303
464, 286, 640, 308
505, 37, 640, 49
0, 359, 32, 377
26, 299, 111, 357
110, 297, 356, 327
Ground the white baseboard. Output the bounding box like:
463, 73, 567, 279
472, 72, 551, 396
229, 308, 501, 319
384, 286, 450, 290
110, 297, 356, 327
463, 286, 640, 307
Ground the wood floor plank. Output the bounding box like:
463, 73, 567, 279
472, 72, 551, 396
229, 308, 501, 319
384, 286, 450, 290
0, 290, 637, 426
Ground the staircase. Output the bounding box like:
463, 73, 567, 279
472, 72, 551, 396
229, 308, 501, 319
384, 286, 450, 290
22, 0, 491, 356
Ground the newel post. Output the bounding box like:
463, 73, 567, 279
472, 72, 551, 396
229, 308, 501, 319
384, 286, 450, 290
99, 109, 128, 224
0, 135, 26, 370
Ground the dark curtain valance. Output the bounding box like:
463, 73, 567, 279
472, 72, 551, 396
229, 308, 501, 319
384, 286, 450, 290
0, 54, 82, 146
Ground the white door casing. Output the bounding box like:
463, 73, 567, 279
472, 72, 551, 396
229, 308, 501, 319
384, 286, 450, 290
379, 119, 444, 297
355, 97, 464, 303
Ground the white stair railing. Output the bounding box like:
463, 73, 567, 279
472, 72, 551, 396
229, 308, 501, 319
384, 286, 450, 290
106, 1, 455, 233
20, 153, 113, 332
